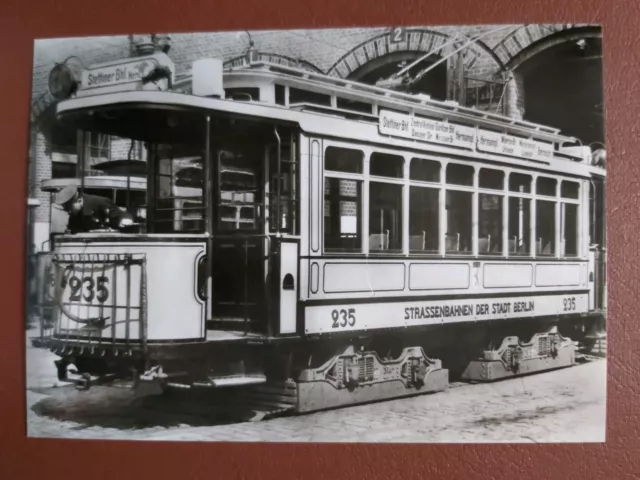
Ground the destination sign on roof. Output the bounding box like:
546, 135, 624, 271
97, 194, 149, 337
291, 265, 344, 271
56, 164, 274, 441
378, 109, 555, 162
82, 58, 157, 90
379, 109, 476, 150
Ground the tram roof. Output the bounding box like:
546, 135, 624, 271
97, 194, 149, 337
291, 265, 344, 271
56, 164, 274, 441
191, 60, 577, 145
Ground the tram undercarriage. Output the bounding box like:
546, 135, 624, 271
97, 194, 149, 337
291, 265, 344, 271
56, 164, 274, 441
46, 309, 605, 417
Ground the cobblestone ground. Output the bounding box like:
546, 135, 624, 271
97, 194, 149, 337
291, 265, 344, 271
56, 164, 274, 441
25, 330, 606, 443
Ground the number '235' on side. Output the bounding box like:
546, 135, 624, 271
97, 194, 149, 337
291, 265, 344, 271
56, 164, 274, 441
331, 308, 356, 328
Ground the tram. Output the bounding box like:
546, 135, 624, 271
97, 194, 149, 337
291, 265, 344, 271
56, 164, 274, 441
37, 49, 607, 415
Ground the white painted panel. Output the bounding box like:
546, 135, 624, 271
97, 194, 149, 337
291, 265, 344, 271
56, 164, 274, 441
408, 263, 470, 290
323, 262, 405, 293
55, 241, 206, 341
536, 264, 580, 287
483, 263, 533, 288
305, 293, 588, 334
279, 242, 298, 334
535, 263, 581, 287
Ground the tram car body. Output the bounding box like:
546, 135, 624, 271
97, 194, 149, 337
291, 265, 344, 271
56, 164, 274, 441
39, 52, 607, 414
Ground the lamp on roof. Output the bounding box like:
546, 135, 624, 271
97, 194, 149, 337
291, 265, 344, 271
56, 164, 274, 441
48, 56, 83, 100
244, 31, 259, 64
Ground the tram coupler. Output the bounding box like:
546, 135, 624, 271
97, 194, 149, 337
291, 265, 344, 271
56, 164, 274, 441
461, 326, 576, 382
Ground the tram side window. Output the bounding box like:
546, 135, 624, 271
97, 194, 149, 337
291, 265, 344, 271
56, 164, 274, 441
409, 187, 439, 252
508, 197, 531, 255
370, 153, 403, 179
537, 177, 557, 197
410, 158, 441, 183
324, 147, 364, 252
324, 178, 362, 252
478, 194, 503, 254
561, 180, 580, 199
509, 173, 532, 193
446, 190, 472, 254
479, 168, 505, 190
562, 203, 579, 257
369, 153, 404, 252
446, 163, 474, 186
478, 168, 505, 254
369, 182, 403, 252
325, 147, 363, 174
536, 200, 556, 255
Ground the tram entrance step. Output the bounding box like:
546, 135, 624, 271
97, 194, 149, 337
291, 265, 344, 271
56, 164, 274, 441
461, 327, 576, 382
206, 374, 267, 387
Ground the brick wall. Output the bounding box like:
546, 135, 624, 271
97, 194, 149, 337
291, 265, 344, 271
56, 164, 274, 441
33, 131, 51, 223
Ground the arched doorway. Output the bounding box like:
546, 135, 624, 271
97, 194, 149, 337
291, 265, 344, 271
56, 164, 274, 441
513, 32, 604, 147
347, 51, 448, 101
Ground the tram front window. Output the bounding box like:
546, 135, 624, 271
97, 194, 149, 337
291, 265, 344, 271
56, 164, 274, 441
153, 144, 205, 234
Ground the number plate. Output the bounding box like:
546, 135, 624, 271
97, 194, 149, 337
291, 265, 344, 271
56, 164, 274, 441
60, 265, 111, 305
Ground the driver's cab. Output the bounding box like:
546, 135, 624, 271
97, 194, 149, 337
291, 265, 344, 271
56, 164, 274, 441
50, 56, 301, 340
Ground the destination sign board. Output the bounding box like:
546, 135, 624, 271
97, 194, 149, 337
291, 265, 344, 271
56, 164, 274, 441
82, 59, 157, 89
79, 53, 175, 92
379, 109, 476, 150
378, 109, 555, 162
476, 129, 554, 162
305, 293, 588, 334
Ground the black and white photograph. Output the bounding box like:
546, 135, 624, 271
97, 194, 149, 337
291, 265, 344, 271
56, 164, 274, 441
25, 23, 607, 443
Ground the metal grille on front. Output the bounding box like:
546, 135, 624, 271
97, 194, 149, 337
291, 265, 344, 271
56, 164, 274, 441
51, 253, 147, 347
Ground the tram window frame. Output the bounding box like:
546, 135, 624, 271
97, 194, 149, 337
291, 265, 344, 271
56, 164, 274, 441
368, 152, 405, 254
478, 193, 504, 256
409, 185, 440, 254
561, 201, 580, 257
444, 163, 474, 255
535, 199, 557, 256
477, 168, 505, 256
153, 152, 206, 234
509, 172, 532, 193
561, 180, 580, 199
218, 145, 264, 234
410, 157, 441, 183
323, 146, 365, 253
536, 176, 558, 197
507, 196, 531, 256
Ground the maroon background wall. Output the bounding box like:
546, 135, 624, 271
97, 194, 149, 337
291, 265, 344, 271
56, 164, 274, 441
0, 1, 638, 479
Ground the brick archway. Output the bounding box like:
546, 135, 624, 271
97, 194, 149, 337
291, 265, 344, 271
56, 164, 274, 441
504, 25, 604, 146
501, 25, 601, 71
326, 28, 504, 79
